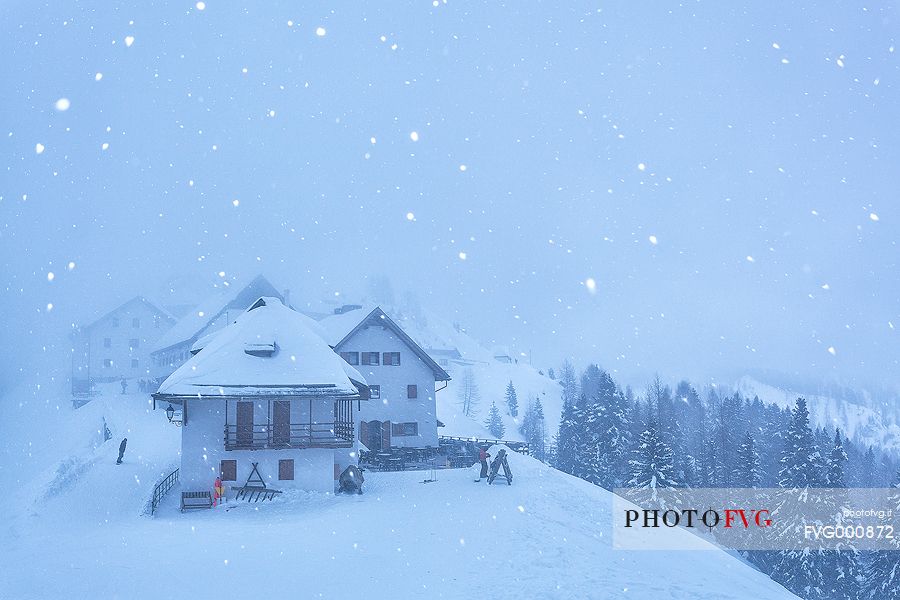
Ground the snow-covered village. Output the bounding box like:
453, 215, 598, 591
2, 2, 899, 600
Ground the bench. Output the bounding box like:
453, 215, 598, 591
180, 490, 212, 511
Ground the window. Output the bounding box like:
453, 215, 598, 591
383, 352, 400, 366
103, 359, 113, 368
220, 460, 237, 481
407, 384, 418, 399
112, 317, 119, 328
369, 384, 380, 399
103, 337, 111, 348
129, 338, 139, 349
131, 359, 139, 368
361, 352, 380, 366
132, 318, 140, 328
340, 351, 359, 365
279, 459, 294, 481
391, 422, 418, 436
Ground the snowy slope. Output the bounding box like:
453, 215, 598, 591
1, 392, 797, 600
438, 360, 563, 442
735, 375, 900, 453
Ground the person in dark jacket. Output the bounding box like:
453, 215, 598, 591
478, 447, 491, 481
116, 438, 127, 464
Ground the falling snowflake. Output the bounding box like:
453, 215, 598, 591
746, 255, 755, 263
55, 98, 71, 111
637, 163, 646, 171
316, 26, 326, 37
827, 346, 836, 356
35, 143, 45, 154
406, 212, 415, 221
458, 251, 467, 260
195, 1, 206, 10
648, 235, 658, 245
410, 131, 419, 142
125, 36, 135, 47
47, 272, 55, 282
585, 278, 597, 294
95, 72, 103, 81
869, 213, 880, 222
459, 164, 467, 172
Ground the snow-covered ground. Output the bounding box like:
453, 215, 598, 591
1, 383, 795, 599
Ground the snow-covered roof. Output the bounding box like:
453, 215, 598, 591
315, 304, 377, 346
155, 297, 366, 398
79, 296, 176, 331
152, 275, 282, 353
322, 306, 451, 382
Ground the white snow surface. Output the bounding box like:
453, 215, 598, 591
0, 384, 796, 600
157, 298, 364, 397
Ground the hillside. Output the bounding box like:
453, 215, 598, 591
735, 375, 900, 454
0, 385, 796, 600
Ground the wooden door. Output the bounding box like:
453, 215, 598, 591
273, 400, 290, 446
236, 401, 253, 447
366, 420, 382, 450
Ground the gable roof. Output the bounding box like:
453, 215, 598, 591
80, 296, 176, 332
151, 275, 283, 354
332, 307, 451, 382
155, 297, 366, 398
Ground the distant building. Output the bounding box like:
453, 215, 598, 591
318, 306, 450, 450
493, 346, 513, 364
150, 275, 285, 380
152, 297, 367, 494
71, 296, 177, 393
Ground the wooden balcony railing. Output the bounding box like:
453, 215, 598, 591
224, 422, 355, 450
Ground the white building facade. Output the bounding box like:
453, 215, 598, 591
325, 308, 450, 451
153, 298, 366, 495
72, 296, 176, 391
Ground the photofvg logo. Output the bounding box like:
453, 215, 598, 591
612, 488, 900, 551
624, 507, 772, 530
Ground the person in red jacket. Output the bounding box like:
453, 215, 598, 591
478, 447, 491, 481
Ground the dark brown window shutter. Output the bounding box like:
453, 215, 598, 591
220, 460, 237, 481
381, 420, 391, 449
407, 384, 417, 399
279, 459, 294, 480
360, 420, 369, 443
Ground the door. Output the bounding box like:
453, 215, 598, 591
366, 419, 383, 451
273, 400, 290, 446
236, 401, 254, 447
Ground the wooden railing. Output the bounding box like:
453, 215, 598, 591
224, 422, 354, 450
151, 468, 179, 515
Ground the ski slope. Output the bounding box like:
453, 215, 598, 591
1, 386, 796, 600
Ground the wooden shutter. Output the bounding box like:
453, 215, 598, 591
407, 384, 417, 399
360, 420, 369, 444
220, 460, 237, 481
381, 421, 391, 449
278, 459, 294, 480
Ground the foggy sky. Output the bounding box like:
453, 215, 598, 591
1, 1, 898, 395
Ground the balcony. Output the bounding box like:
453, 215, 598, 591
224, 421, 355, 450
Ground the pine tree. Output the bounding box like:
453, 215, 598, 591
628, 419, 678, 494
778, 397, 825, 489
505, 380, 518, 417
591, 371, 630, 489
826, 429, 848, 488
860, 446, 877, 487
554, 360, 579, 474
521, 397, 547, 462
484, 401, 505, 439
736, 432, 762, 488
866, 471, 900, 599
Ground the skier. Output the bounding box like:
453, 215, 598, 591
477, 447, 491, 481
120, 378, 127, 394
116, 438, 127, 464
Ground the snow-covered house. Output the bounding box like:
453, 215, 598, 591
150, 275, 285, 380
492, 346, 513, 364
72, 296, 177, 392
318, 306, 450, 450
152, 297, 367, 494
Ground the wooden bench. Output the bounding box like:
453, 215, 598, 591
180, 491, 212, 511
